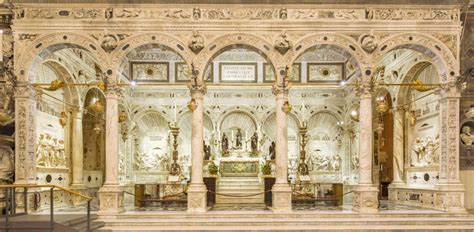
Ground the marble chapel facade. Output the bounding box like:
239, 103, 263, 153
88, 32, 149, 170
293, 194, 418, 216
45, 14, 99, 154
1, 0, 474, 230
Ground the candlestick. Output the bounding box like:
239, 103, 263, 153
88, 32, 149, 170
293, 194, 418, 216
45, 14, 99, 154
173, 102, 177, 122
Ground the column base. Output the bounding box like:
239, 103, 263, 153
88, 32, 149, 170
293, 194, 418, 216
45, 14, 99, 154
187, 184, 207, 213
435, 183, 466, 213
271, 183, 292, 212
387, 182, 405, 202
98, 185, 125, 216
70, 184, 87, 206
352, 185, 379, 213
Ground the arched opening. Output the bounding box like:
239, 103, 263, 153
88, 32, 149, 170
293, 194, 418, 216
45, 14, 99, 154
28, 43, 100, 209
376, 45, 444, 208
373, 89, 394, 200
82, 88, 106, 199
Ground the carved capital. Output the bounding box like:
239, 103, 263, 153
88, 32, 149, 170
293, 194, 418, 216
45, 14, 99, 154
438, 82, 461, 99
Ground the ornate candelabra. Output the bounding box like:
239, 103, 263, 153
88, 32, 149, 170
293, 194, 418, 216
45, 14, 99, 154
168, 122, 182, 176
297, 122, 309, 179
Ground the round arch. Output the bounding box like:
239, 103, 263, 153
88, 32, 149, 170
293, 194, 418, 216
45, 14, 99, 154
16, 32, 106, 82
197, 33, 279, 81
373, 32, 458, 82
40, 59, 81, 106
110, 33, 194, 77
290, 33, 367, 70
395, 61, 434, 107
262, 109, 302, 128
218, 108, 258, 133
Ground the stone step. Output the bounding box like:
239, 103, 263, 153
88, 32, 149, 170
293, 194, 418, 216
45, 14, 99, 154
217, 187, 263, 192
100, 216, 474, 228
109, 211, 470, 219
215, 197, 265, 204
218, 180, 261, 185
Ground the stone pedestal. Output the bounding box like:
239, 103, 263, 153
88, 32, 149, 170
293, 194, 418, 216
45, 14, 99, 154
70, 185, 87, 206
352, 185, 379, 213
187, 184, 207, 213
271, 183, 292, 212
98, 185, 125, 215
435, 183, 466, 213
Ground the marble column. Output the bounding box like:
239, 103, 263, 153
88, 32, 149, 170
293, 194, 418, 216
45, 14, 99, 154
14, 83, 37, 184
271, 71, 292, 212
352, 85, 379, 213
71, 108, 84, 187
70, 108, 86, 205
98, 87, 125, 215
391, 107, 405, 185
187, 79, 207, 213
435, 85, 465, 212
388, 107, 405, 202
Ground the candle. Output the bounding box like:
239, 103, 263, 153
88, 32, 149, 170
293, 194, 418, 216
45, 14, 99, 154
302, 101, 306, 118
245, 130, 248, 140
173, 102, 177, 122
231, 130, 234, 141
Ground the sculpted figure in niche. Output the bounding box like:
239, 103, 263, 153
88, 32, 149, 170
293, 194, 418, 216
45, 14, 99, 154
333, 154, 341, 171
0, 146, 14, 184
203, 140, 211, 160
460, 126, 474, 145
235, 128, 243, 149
269, 141, 276, 160
251, 132, 258, 154
221, 133, 229, 155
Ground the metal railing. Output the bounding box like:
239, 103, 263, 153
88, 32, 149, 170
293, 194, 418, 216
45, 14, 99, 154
0, 184, 92, 232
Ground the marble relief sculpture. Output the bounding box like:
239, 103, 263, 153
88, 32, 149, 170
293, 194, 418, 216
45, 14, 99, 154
308, 152, 342, 172
411, 135, 439, 167
134, 150, 170, 171
35, 133, 67, 168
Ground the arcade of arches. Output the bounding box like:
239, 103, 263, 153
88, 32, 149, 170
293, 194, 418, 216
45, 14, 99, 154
1, 1, 474, 223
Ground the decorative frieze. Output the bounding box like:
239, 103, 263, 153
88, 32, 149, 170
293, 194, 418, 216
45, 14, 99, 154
14, 6, 460, 22
366, 8, 458, 21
